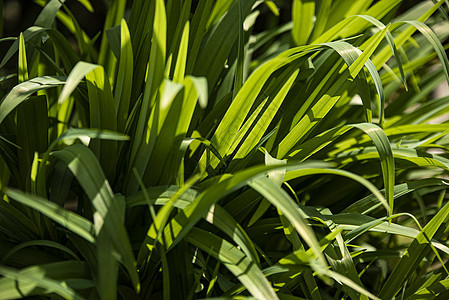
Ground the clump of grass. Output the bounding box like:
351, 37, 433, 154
1, 0, 449, 299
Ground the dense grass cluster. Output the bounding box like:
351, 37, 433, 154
1, 0, 449, 299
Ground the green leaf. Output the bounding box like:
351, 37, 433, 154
198, 50, 310, 171
193, 0, 256, 89
126, 79, 184, 191
126, 185, 198, 209
399, 20, 449, 84
0, 76, 66, 124
0, 240, 80, 263
186, 227, 279, 300
230, 69, 299, 169
308, 0, 332, 42
408, 278, 449, 299
97, 0, 126, 81
149, 162, 367, 273
58, 61, 97, 104
55, 128, 129, 143
186, 0, 213, 74
275, 41, 384, 159
233, 0, 244, 96
292, 0, 315, 45
51, 144, 140, 292
16, 95, 48, 182
379, 201, 449, 299
354, 14, 407, 89
371, 0, 445, 70
206, 204, 261, 265
18, 33, 28, 83
127, 184, 260, 266
172, 21, 189, 83
127, 0, 167, 192
0, 261, 90, 300
351, 123, 395, 216
34, 0, 65, 28
5, 189, 95, 243
85, 65, 118, 180
76, 0, 94, 13
343, 179, 449, 215
138, 173, 201, 263
95, 196, 125, 300
249, 176, 326, 269
283, 167, 388, 213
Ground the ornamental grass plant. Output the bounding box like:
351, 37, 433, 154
1, 0, 449, 299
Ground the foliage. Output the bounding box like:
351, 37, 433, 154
1, 0, 449, 299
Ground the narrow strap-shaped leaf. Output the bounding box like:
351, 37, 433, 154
230, 69, 299, 168
347, 29, 388, 124
85, 66, 118, 180
75, 0, 93, 12
34, 0, 65, 28
164, 76, 208, 181
131, 0, 167, 162
276, 41, 384, 158
249, 176, 327, 270
270, 232, 380, 300
343, 178, 449, 215
0, 198, 40, 241
114, 19, 133, 132
0, 265, 85, 300
371, 0, 445, 70
0, 26, 79, 71
127, 79, 184, 190
400, 20, 449, 84
59, 3, 93, 58
312, 0, 401, 44
206, 0, 236, 29
173, 21, 189, 83
0, 240, 80, 263
301, 209, 368, 299
286, 126, 353, 161
379, 201, 449, 299
186, 0, 213, 74
137, 173, 201, 265
16, 95, 48, 183
97, 0, 126, 81
36, 128, 130, 195
333, 147, 449, 173
51, 145, 140, 292
325, 38, 387, 124
0, 261, 90, 300
18, 33, 28, 83
153, 163, 360, 272
193, 0, 256, 89
0, 26, 44, 69
197, 53, 304, 172
58, 61, 97, 104
351, 123, 394, 216
206, 204, 261, 266
127, 184, 260, 266
355, 15, 407, 89
5, 189, 95, 243
308, 0, 332, 42
409, 278, 449, 299
292, 0, 315, 45
233, 0, 244, 96
283, 168, 388, 213
0, 76, 66, 124
186, 227, 279, 300
95, 196, 125, 300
